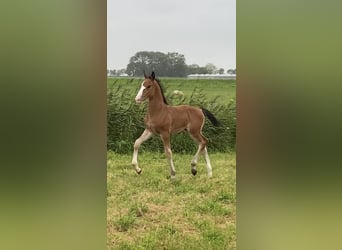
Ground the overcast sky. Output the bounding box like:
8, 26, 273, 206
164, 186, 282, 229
107, 0, 235, 71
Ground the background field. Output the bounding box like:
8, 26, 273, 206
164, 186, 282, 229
107, 77, 236, 249
107, 77, 236, 105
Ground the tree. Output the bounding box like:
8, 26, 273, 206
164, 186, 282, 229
166, 52, 187, 77
227, 69, 236, 74
110, 69, 116, 76
126, 51, 188, 77
116, 69, 126, 76
218, 68, 225, 74
126, 51, 153, 76
187, 64, 200, 74
187, 64, 213, 74
204, 63, 217, 74
197, 67, 210, 74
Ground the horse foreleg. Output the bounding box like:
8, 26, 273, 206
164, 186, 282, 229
132, 129, 153, 174
161, 133, 176, 179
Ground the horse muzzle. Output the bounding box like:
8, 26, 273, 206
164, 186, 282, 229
135, 97, 144, 104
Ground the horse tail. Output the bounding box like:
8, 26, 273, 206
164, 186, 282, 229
201, 108, 220, 127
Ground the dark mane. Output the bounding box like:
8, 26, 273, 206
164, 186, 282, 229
155, 78, 168, 105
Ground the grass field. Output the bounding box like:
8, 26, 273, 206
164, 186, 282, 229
107, 151, 236, 249
107, 77, 236, 105
107, 77, 236, 248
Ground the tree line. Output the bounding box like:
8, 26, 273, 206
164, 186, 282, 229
108, 51, 236, 77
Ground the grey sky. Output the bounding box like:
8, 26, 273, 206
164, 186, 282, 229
107, 0, 235, 71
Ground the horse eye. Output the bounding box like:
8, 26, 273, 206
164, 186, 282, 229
147, 85, 151, 89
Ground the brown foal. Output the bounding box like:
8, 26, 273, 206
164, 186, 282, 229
132, 71, 219, 178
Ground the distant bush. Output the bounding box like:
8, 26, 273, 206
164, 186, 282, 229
107, 82, 235, 154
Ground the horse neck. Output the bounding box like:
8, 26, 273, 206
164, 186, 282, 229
148, 83, 167, 116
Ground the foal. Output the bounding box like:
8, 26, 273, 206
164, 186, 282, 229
131, 72, 219, 178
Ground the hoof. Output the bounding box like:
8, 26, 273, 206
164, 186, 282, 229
191, 169, 197, 176
136, 169, 142, 175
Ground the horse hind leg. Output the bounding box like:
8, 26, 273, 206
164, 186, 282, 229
189, 134, 201, 175
190, 132, 212, 178
189, 132, 206, 175
132, 129, 153, 174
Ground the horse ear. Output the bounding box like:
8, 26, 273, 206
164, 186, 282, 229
151, 71, 155, 80
143, 71, 147, 78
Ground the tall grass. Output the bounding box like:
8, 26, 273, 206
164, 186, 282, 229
107, 79, 236, 154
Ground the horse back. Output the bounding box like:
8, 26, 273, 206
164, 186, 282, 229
168, 105, 204, 133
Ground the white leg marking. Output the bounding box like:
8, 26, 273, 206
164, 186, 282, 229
132, 129, 153, 173
165, 147, 176, 178
203, 147, 213, 178
191, 146, 202, 167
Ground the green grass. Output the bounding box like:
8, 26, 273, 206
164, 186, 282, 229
107, 77, 236, 105
107, 151, 236, 249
